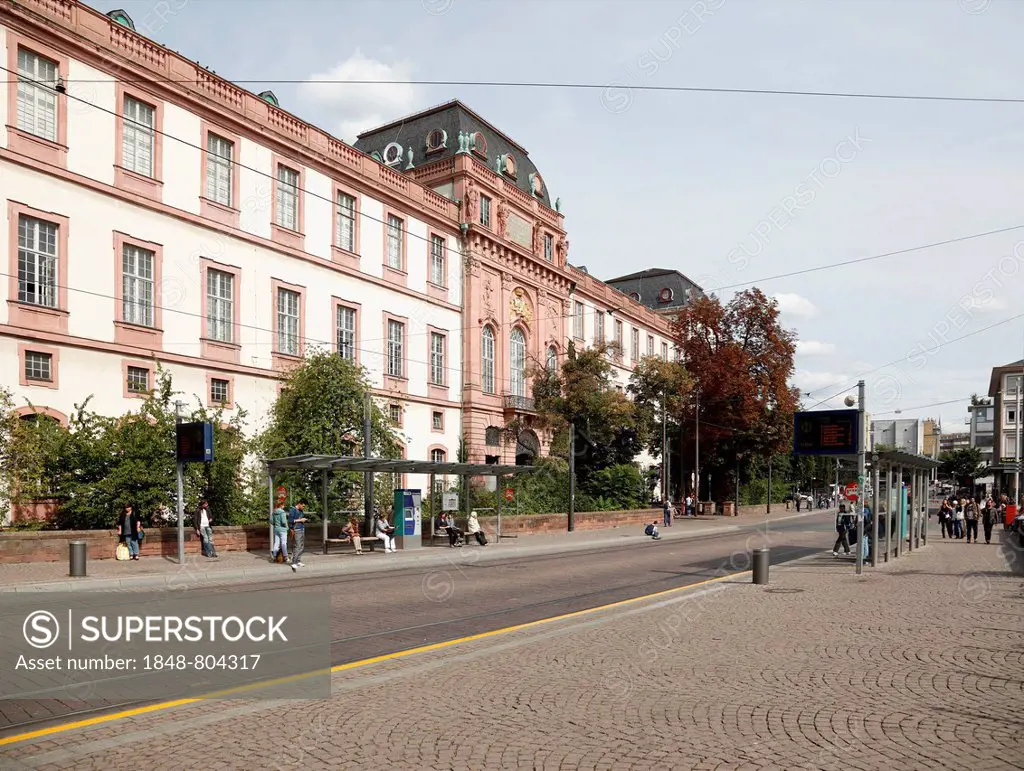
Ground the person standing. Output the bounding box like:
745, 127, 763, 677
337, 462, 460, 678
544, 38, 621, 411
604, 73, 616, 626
289, 501, 309, 570
982, 498, 997, 544
270, 504, 290, 564
116, 504, 144, 561
663, 498, 673, 527
938, 498, 952, 539
964, 498, 979, 544
195, 500, 217, 558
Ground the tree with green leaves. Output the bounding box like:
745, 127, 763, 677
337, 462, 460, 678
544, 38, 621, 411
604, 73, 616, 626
258, 350, 399, 518
528, 341, 636, 484
939, 447, 984, 488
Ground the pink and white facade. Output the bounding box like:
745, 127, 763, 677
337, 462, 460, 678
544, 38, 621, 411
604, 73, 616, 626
0, 1, 675, 489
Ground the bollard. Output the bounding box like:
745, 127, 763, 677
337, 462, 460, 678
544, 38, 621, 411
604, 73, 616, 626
752, 548, 769, 585
69, 540, 87, 577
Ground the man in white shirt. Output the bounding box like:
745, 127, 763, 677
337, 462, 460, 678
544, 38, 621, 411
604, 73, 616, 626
196, 500, 217, 558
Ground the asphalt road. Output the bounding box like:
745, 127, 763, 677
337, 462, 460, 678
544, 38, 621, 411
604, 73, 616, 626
0, 511, 836, 738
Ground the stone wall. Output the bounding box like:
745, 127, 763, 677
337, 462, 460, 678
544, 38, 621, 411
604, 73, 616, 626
0, 504, 786, 563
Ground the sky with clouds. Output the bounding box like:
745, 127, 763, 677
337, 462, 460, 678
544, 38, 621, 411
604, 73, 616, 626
90, 0, 1024, 429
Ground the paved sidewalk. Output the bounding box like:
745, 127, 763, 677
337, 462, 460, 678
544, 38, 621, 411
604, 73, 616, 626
4, 524, 1019, 769
0, 508, 828, 593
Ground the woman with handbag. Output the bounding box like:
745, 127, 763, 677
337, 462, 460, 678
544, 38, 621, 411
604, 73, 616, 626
115, 504, 143, 561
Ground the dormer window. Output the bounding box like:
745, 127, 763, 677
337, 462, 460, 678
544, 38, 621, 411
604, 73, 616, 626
370, 150, 384, 163
630, 292, 641, 302
658, 287, 674, 304
426, 128, 447, 153
471, 131, 487, 158
383, 142, 403, 167
529, 172, 545, 198
107, 9, 135, 30
499, 153, 517, 178
258, 90, 279, 107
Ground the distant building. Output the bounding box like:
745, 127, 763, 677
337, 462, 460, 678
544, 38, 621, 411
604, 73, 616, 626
938, 432, 971, 454
922, 418, 940, 458
870, 419, 924, 454
968, 402, 995, 468
604, 269, 705, 318
987, 359, 1024, 496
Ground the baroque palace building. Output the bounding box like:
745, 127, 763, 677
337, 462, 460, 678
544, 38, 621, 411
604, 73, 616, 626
0, 0, 678, 483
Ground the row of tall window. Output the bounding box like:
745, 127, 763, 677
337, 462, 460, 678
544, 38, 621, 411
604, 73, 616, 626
14, 47, 451, 289
571, 301, 672, 362
480, 326, 558, 397
14, 209, 448, 383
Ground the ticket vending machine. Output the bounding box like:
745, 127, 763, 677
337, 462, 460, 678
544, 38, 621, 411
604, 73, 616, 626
392, 489, 423, 550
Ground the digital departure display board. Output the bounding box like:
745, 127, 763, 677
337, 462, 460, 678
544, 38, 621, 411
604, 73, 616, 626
793, 409, 859, 455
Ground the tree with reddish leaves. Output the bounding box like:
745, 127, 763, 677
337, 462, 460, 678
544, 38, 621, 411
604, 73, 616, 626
673, 288, 799, 502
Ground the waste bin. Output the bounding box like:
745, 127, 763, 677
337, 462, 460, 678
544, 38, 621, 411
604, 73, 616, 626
69, 540, 87, 577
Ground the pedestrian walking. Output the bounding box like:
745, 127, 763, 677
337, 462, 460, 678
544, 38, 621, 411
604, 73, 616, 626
289, 501, 309, 570
938, 499, 952, 539
375, 511, 396, 552
115, 504, 144, 561
964, 498, 979, 544
685, 494, 695, 517
270, 504, 290, 564
953, 499, 966, 539
195, 499, 217, 558
982, 498, 997, 544
832, 504, 852, 557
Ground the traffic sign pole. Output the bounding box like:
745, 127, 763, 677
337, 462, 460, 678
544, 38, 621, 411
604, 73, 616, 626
856, 380, 866, 576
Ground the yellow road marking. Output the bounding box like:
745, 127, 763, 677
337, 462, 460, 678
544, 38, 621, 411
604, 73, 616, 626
0, 570, 747, 747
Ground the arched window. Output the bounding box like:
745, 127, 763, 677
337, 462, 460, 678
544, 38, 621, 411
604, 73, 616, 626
430, 448, 446, 464
510, 328, 526, 397
546, 345, 558, 373
481, 326, 495, 394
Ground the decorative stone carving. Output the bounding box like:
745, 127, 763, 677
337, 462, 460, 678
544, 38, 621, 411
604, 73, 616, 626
463, 179, 478, 224
554, 197, 561, 212
556, 236, 569, 261
456, 131, 468, 154
532, 223, 542, 256
510, 288, 532, 324
496, 200, 508, 238
501, 273, 514, 288
483, 276, 494, 312
405, 146, 415, 170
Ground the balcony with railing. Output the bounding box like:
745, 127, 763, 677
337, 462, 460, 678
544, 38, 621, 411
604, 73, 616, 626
503, 394, 536, 413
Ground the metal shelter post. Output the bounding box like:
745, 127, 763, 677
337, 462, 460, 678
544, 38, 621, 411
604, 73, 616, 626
884, 463, 892, 563
429, 472, 435, 541
496, 473, 502, 542
907, 470, 914, 555
267, 472, 274, 556
855, 380, 865, 576
870, 463, 879, 568
921, 471, 928, 545
568, 421, 576, 532
321, 468, 329, 552
896, 465, 904, 559
363, 393, 373, 536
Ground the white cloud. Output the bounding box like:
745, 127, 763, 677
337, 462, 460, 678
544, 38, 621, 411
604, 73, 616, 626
774, 293, 818, 317
297, 50, 421, 142
796, 340, 836, 356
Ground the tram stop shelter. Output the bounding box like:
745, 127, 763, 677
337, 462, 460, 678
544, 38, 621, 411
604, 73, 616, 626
866, 449, 941, 567
265, 454, 537, 551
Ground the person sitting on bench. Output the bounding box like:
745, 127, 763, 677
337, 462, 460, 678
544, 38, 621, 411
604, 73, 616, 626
439, 512, 463, 547
342, 516, 363, 554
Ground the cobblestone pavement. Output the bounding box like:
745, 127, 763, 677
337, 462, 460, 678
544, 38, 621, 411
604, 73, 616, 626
3, 530, 1021, 770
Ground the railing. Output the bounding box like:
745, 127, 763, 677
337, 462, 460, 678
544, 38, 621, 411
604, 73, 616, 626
503, 394, 536, 412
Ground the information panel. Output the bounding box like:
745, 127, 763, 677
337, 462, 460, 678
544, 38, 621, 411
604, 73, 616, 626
793, 409, 859, 455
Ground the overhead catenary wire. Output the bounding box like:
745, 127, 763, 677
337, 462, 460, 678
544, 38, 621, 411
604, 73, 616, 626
15, 77, 1024, 105
9, 64, 1024, 345
8, 67, 1024, 397
798, 310, 1024, 409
